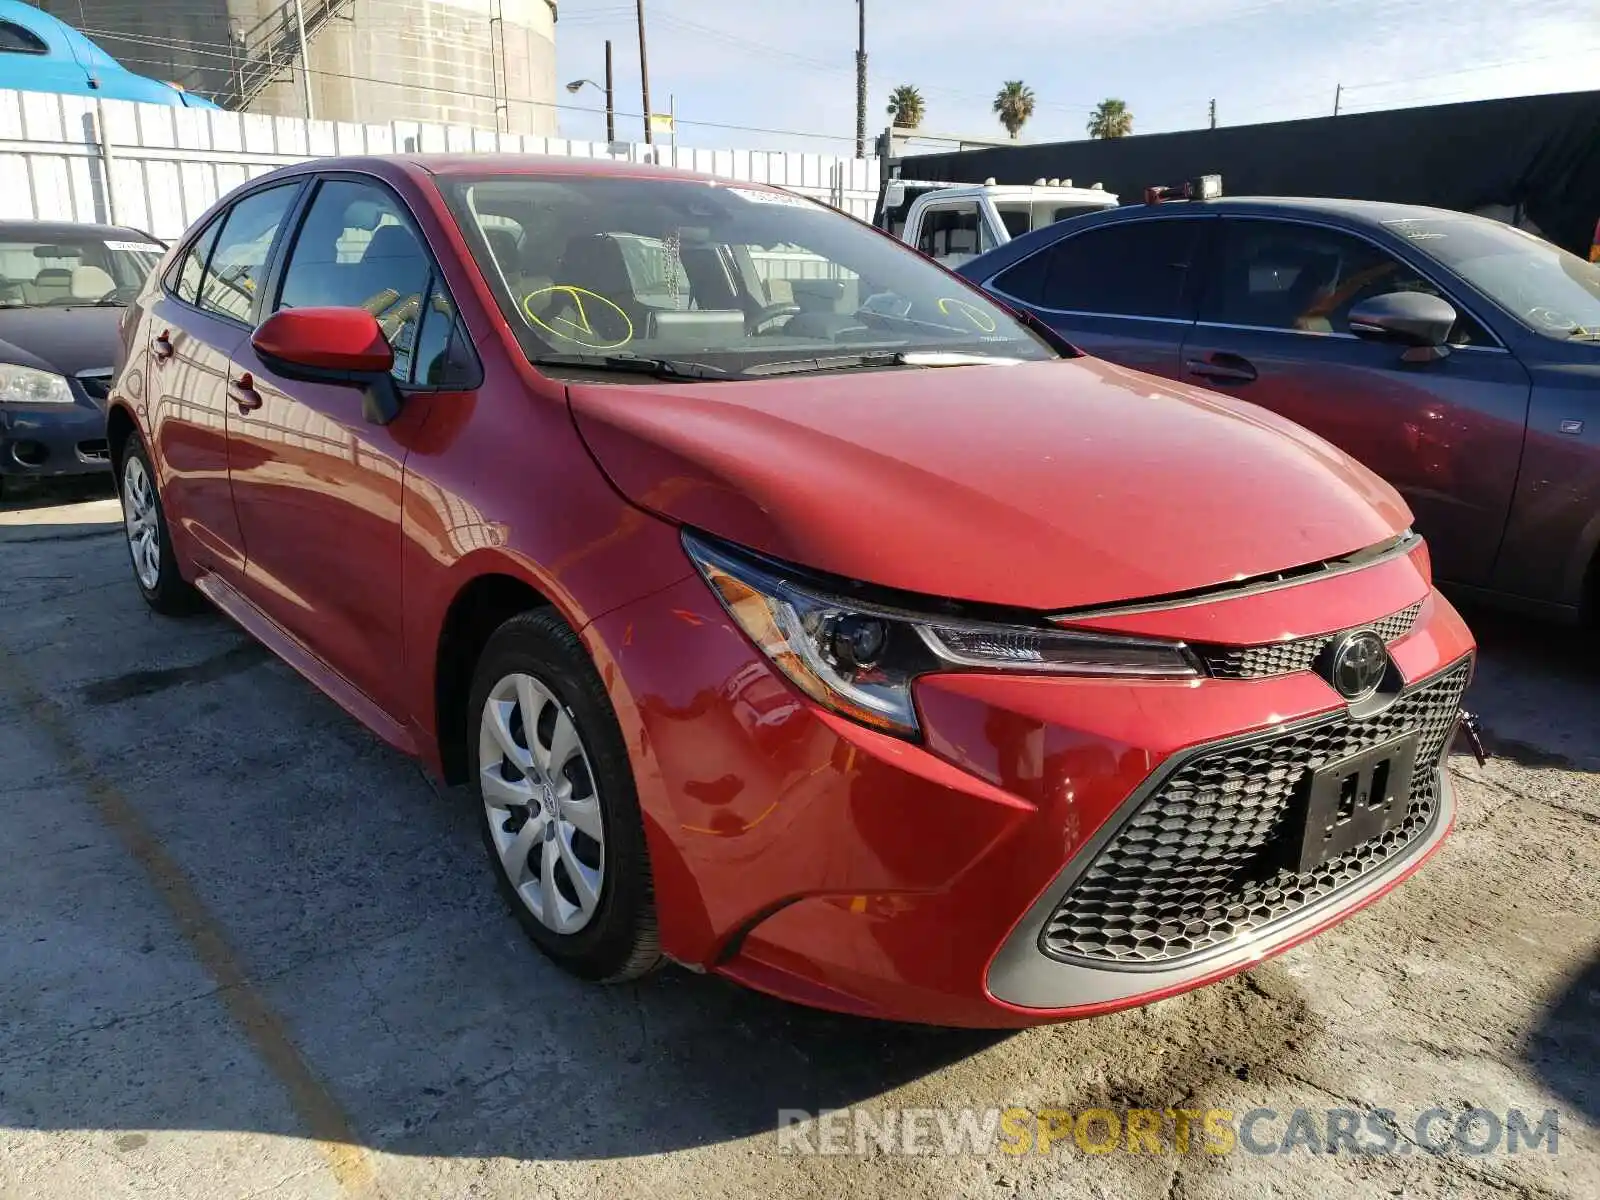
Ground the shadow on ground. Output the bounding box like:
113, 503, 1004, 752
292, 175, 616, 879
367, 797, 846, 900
1525, 951, 1600, 1127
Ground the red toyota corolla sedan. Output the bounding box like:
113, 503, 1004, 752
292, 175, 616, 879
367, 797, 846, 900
105, 156, 1475, 1028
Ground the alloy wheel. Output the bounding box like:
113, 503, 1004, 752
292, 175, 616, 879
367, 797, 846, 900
478, 672, 606, 935
122, 454, 161, 591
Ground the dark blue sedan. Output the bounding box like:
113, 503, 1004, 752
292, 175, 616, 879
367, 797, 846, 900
958, 196, 1600, 624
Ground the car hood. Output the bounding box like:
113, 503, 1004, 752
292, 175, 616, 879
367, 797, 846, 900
567, 357, 1413, 611
0, 307, 124, 377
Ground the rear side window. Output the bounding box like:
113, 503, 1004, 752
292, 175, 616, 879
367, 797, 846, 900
995, 220, 1203, 319
276, 178, 436, 383
173, 218, 222, 306
0, 20, 48, 54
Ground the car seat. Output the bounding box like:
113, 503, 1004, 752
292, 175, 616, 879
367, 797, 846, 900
70, 264, 116, 302
31, 267, 73, 303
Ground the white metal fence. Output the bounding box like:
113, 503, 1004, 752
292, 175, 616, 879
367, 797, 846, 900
0, 88, 882, 243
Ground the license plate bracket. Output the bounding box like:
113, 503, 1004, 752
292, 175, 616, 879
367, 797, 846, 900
1292, 732, 1420, 874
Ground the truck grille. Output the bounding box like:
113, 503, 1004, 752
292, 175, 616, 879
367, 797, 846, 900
1040, 657, 1470, 967
1195, 602, 1422, 680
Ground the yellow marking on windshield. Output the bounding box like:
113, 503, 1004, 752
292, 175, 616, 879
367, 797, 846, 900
937, 297, 998, 332
522, 285, 635, 350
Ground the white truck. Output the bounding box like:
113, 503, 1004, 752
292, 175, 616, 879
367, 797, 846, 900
874, 178, 1120, 269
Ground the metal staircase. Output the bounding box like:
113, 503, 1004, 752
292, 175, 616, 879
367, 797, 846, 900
222, 0, 356, 112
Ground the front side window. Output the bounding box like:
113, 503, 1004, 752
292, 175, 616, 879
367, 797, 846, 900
996, 219, 1203, 320
276, 179, 434, 381
0, 233, 162, 309
1384, 213, 1600, 344
198, 184, 300, 322
173, 218, 222, 306
411, 280, 478, 388
916, 204, 986, 265
1201, 219, 1490, 345
440, 175, 1053, 376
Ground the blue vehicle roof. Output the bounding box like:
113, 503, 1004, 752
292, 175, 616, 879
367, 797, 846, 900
0, 1, 219, 108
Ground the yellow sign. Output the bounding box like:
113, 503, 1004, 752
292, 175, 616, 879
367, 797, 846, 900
936, 297, 998, 333
648, 112, 676, 134
522, 285, 634, 350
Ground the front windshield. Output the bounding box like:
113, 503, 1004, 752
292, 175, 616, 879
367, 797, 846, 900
0, 234, 164, 308
1384, 214, 1600, 342
439, 174, 1056, 375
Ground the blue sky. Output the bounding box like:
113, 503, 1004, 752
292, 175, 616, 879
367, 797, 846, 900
552, 0, 1599, 153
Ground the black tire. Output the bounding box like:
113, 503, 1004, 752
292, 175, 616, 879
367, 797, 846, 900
118, 435, 206, 616
467, 609, 662, 982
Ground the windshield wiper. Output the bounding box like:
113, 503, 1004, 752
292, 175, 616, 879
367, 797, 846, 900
530, 352, 728, 381
739, 350, 1023, 378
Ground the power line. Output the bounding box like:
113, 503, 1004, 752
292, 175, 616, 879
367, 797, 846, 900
76, 28, 865, 146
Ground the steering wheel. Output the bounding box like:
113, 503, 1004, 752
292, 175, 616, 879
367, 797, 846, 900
750, 302, 801, 333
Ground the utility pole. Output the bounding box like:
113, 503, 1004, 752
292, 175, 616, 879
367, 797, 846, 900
855, 0, 867, 158
636, 0, 654, 144
1334, 83, 1342, 116
604, 39, 616, 144
292, 0, 314, 120
1208, 98, 1216, 129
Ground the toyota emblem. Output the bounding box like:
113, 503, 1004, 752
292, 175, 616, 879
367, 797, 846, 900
1324, 630, 1388, 700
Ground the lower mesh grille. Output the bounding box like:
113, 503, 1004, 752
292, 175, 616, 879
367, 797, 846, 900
1041, 658, 1471, 967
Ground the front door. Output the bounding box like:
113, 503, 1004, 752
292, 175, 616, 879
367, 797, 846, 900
143, 185, 301, 575
1182, 217, 1532, 586
226, 176, 438, 714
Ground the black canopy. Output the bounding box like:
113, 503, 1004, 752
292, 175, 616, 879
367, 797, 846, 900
893, 90, 1600, 256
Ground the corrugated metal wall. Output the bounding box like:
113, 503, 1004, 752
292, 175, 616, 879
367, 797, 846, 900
0, 88, 882, 241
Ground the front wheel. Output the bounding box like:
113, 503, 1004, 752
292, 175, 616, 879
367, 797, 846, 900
119, 437, 205, 615
468, 610, 662, 982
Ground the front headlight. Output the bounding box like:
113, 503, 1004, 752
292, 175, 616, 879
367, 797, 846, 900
0, 364, 74, 405
684, 531, 1200, 738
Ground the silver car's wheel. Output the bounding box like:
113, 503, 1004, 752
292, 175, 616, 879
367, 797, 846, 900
122, 454, 161, 591
478, 671, 606, 935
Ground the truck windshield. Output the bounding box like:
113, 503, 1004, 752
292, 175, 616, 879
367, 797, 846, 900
440, 175, 1056, 376
0, 234, 164, 308
1390, 215, 1600, 342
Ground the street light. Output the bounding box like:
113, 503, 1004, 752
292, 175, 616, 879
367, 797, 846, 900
565, 40, 616, 144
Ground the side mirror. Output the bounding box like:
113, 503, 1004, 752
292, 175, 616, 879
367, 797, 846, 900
251, 307, 402, 425
1348, 291, 1457, 361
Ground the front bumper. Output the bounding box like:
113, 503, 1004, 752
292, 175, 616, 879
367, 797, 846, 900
0, 401, 112, 478
584, 550, 1475, 1028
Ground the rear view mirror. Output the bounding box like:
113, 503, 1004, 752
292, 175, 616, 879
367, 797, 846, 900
1349, 291, 1457, 358
251, 307, 401, 425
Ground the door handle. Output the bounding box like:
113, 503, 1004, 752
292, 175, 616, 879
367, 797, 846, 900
151, 330, 174, 362
1185, 354, 1258, 384
228, 373, 262, 414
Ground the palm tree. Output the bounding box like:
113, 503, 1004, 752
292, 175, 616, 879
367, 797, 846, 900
993, 81, 1036, 140
886, 84, 926, 130
1087, 98, 1134, 139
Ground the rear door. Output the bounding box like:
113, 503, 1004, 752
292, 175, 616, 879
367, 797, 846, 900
1181, 217, 1532, 586
225, 174, 473, 716
142, 182, 302, 576
983, 216, 1210, 379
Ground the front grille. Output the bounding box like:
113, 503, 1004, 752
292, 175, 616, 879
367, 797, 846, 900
75, 370, 113, 404
1196, 602, 1422, 680
1040, 658, 1470, 967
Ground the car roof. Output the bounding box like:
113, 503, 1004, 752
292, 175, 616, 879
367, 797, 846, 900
0, 219, 163, 242
1087, 195, 1473, 226
259, 153, 732, 188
